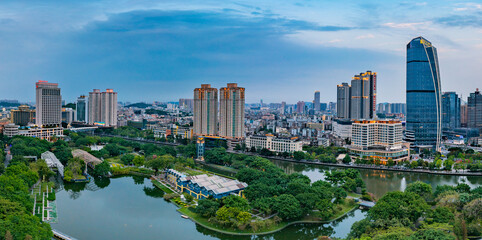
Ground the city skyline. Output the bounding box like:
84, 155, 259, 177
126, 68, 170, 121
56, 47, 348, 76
0, 1, 481, 103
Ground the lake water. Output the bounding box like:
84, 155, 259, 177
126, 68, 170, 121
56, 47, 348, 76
51, 161, 481, 240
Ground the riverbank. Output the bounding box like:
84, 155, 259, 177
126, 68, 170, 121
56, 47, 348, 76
151, 174, 360, 236
176, 203, 359, 236
93, 134, 482, 177
231, 151, 482, 176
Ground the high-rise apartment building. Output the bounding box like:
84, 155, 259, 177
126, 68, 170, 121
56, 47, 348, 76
442, 92, 461, 130
467, 89, 482, 133
11, 105, 35, 126
179, 99, 194, 112
296, 101, 305, 114
194, 84, 218, 136
76, 95, 87, 122
35, 80, 62, 127
313, 91, 320, 112
219, 83, 245, 139
406, 37, 442, 149
350, 71, 376, 119
88, 89, 118, 127
337, 83, 351, 119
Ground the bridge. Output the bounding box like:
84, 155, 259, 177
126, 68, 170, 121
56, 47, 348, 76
52, 229, 78, 240
68, 126, 98, 134
41, 151, 64, 177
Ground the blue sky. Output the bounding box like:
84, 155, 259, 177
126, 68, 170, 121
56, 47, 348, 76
0, 0, 481, 103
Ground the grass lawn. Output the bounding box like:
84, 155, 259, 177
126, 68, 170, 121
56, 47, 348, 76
151, 180, 174, 193
105, 156, 122, 164
331, 199, 357, 220
347, 192, 362, 198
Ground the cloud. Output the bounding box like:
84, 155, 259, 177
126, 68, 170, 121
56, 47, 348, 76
356, 34, 375, 39
434, 12, 482, 27
382, 22, 429, 30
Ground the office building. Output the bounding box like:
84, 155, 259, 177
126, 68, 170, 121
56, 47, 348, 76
348, 120, 410, 164
337, 83, 351, 119
350, 71, 377, 119
442, 92, 461, 130
11, 105, 35, 126
313, 91, 321, 112
76, 95, 87, 122
406, 37, 442, 149
35, 80, 62, 127
88, 89, 118, 127
467, 89, 482, 133
3, 123, 62, 140
62, 108, 75, 125
333, 119, 352, 139
461, 103, 468, 127
193, 84, 218, 136
245, 135, 303, 153
219, 83, 245, 139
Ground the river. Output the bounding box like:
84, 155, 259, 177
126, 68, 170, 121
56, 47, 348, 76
51, 161, 482, 240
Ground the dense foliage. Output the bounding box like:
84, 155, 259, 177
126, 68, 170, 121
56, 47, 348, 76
347, 181, 482, 239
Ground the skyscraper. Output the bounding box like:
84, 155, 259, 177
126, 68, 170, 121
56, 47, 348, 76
336, 83, 351, 119
101, 89, 118, 127
194, 84, 218, 136
35, 80, 62, 127
461, 103, 468, 127
219, 83, 245, 139
296, 101, 305, 114
442, 92, 461, 130
313, 91, 320, 112
350, 71, 376, 119
76, 95, 87, 122
11, 105, 35, 126
406, 37, 442, 149
88, 89, 118, 127
467, 89, 482, 133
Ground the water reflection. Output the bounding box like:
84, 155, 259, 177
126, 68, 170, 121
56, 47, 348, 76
271, 160, 482, 198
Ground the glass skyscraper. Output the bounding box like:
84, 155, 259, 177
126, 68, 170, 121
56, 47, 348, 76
406, 37, 442, 150
442, 92, 460, 130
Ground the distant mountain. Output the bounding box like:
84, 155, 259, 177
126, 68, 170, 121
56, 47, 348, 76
125, 102, 152, 108
0, 101, 21, 107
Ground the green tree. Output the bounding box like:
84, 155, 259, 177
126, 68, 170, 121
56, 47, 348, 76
405, 181, 432, 201
194, 199, 220, 218
133, 155, 145, 167
223, 195, 250, 212
120, 154, 135, 165
293, 151, 305, 161
343, 154, 352, 164
236, 211, 251, 224
409, 229, 455, 240
92, 161, 110, 176
430, 206, 454, 224
273, 194, 302, 220
368, 191, 430, 224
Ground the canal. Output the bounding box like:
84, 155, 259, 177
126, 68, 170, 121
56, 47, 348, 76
51, 161, 482, 240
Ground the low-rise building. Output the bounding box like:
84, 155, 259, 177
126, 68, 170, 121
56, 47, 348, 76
3, 123, 63, 141
245, 134, 303, 153
333, 119, 352, 139
165, 169, 247, 199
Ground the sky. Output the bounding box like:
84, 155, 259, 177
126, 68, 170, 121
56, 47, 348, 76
0, 0, 481, 104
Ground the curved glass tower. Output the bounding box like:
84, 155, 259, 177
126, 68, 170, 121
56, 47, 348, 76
406, 37, 442, 150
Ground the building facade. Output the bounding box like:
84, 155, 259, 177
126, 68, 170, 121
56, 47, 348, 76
219, 83, 245, 139
11, 105, 35, 126
88, 89, 118, 127
245, 135, 303, 153
35, 80, 62, 127
337, 83, 351, 119
76, 95, 87, 122
442, 92, 461, 130
314, 91, 321, 112
193, 84, 218, 136
349, 120, 409, 164
350, 71, 377, 120
467, 89, 482, 133
406, 37, 442, 150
